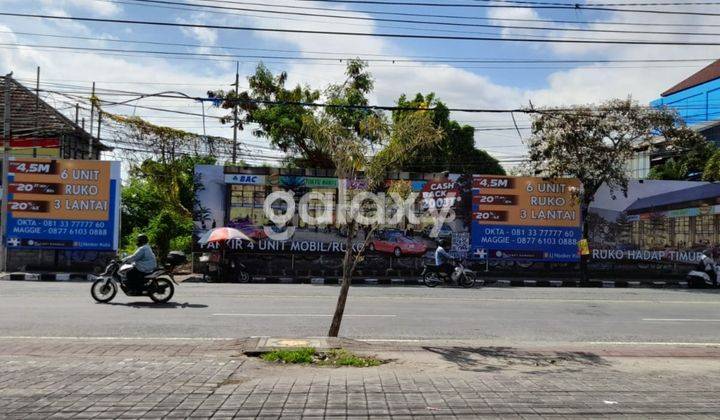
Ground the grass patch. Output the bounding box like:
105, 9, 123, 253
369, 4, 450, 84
261, 347, 315, 364
260, 347, 384, 367
321, 349, 383, 367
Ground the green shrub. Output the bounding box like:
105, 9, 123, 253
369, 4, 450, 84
147, 209, 193, 261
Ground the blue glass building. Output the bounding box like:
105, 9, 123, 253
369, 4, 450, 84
651, 60, 720, 144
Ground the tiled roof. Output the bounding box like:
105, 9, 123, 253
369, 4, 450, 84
0, 77, 110, 150
662, 59, 720, 97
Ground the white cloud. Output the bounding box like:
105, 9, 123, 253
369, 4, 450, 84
37, 0, 122, 16
178, 14, 219, 47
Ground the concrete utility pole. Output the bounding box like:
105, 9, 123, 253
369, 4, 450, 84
96, 111, 102, 159
1, 73, 13, 272
35, 67, 39, 138
88, 82, 95, 159
232, 61, 239, 164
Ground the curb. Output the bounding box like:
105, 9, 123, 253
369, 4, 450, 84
243, 277, 685, 288
4, 272, 96, 282
2, 273, 690, 288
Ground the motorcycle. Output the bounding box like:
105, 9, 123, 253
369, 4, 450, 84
687, 253, 719, 288
421, 259, 477, 288
91, 251, 187, 303
199, 253, 250, 283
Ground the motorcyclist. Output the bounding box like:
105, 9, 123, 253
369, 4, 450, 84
123, 234, 157, 291
435, 239, 455, 277
699, 249, 716, 280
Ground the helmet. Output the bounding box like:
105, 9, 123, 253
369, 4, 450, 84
136, 234, 149, 246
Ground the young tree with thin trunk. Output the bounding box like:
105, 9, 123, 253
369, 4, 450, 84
302, 61, 443, 337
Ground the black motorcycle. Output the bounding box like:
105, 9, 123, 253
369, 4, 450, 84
91, 251, 186, 304
199, 253, 251, 283
421, 259, 477, 288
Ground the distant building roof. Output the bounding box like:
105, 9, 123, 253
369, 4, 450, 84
625, 183, 720, 213
662, 59, 720, 97
0, 76, 110, 150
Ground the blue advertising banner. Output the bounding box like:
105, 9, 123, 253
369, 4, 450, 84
5, 159, 121, 250
470, 175, 582, 262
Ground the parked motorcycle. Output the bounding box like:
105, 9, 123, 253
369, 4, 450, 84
200, 253, 250, 283
91, 251, 187, 303
421, 259, 477, 288
687, 252, 719, 288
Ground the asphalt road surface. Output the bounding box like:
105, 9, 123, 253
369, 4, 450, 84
2, 281, 720, 345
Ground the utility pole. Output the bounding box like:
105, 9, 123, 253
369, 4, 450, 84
232, 62, 239, 164
34, 67, 40, 158
1, 73, 13, 272
35, 66, 39, 136
88, 82, 95, 159
96, 111, 102, 159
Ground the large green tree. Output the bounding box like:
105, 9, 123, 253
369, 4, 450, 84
528, 98, 705, 281
386, 93, 505, 175
702, 149, 720, 181
648, 131, 715, 180
208, 64, 333, 167
121, 155, 216, 255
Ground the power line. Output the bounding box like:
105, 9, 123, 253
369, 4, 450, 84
4, 41, 719, 68
6, 30, 720, 65
47, 87, 695, 115
7, 12, 720, 45
215, 0, 720, 16
139, 0, 720, 28
475, 0, 720, 6
102, 0, 546, 38
105, 0, 720, 38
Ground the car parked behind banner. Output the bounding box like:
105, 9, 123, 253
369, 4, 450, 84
369, 234, 428, 257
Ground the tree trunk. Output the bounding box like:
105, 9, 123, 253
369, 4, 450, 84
328, 223, 355, 337
579, 201, 590, 283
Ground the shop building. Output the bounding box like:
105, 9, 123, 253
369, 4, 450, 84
0, 77, 112, 271
624, 183, 720, 250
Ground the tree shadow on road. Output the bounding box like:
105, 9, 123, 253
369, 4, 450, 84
103, 301, 208, 309
423, 346, 610, 374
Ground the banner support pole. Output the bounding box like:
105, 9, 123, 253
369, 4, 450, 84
1, 73, 13, 272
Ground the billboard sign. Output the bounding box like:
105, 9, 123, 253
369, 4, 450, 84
5, 159, 121, 250
471, 175, 582, 262
224, 174, 266, 185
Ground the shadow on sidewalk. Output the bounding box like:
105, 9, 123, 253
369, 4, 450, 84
423, 346, 610, 373
103, 301, 208, 309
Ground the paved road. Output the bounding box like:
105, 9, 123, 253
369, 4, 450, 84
2, 281, 720, 344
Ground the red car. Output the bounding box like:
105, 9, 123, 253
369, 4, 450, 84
369, 235, 427, 257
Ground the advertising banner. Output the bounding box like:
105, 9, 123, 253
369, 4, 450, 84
1, 138, 61, 158
193, 167, 473, 260
5, 159, 121, 250
470, 176, 582, 262
587, 180, 716, 264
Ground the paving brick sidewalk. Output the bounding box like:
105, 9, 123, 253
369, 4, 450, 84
1, 338, 720, 419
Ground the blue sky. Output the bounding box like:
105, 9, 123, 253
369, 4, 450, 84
1, 0, 719, 166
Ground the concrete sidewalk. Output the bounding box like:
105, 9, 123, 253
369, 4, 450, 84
1, 337, 719, 418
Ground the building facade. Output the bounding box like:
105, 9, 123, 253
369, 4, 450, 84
651, 59, 720, 130
0, 77, 112, 271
